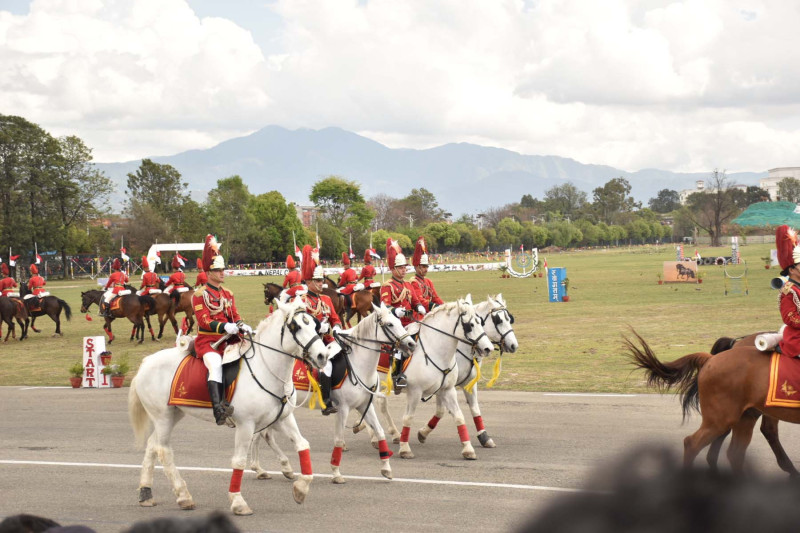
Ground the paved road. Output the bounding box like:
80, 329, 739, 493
2, 386, 800, 532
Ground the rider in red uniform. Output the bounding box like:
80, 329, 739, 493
193, 235, 253, 426
164, 254, 189, 303
777, 225, 800, 357
101, 258, 129, 316
297, 244, 342, 415
0, 263, 18, 297
380, 239, 426, 391
194, 258, 208, 288
283, 254, 302, 291
410, 237, 444, 312
27, 264, 46, 296
138, 256, 162, 296
358, 249, 378, 289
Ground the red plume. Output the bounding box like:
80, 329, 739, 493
141, 256, 150, 271
342, 252, 350, 266
412, 237, 427, 267
386, 239, 397, 269
363, 249, 372, 264
196, 257, 203, 270
301, 245, 315, 282
112, 258, 121, 271
776, 225, 799, 270
201, 234, 219, 271
286, 254, 296, 269
29, 264, 38, 275
1, 263, 9, 276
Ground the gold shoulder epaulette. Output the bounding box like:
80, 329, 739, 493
782, 283, 794, 295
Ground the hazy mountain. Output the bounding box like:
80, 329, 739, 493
95, 126, 768, 215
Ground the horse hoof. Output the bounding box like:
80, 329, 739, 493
381, 466, 393, 480
371, 440, 379, 450
392, 436, 400, 444
332, 476, 346, 484
177, 498, 195, 510
292, 485, 306, 504
477, 432, 495, 448
399, 450, 414, 459
417, 431, 427, 444
229, 492, 252, 515
481, 438, 496, 448
256, 471, 272, 480
463, 450, 477, 460
139, 499, 156, 507
353, 421, 367, 434
282, 470, 296, 480
342, 443, 348, 452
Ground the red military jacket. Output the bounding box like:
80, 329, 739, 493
165, 271, 187, 290
380, 277, 422, 327
338, 267, 358, 295
105, 271, 129, 293
27, 275, 46, 295
411, 274, 444, 311
194, 271, 208, 287
359, 264, 376, 284
302, 290, 342, 345
139, 271, 161, 295
0, 277, 18, 297
780, 281, 800, 357
192, 283, 242, 356
283, 269, 302, 289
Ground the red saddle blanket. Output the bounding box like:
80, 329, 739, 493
377, 348, 411, 374
168, 355, 237, 408
292, 360, 346, 391
766, 352, 800, 408
110, 297, 122, 312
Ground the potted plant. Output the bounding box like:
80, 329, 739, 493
499, 265, 510, 279
657, 272, 663, 285
69, 362, 83, 388
561, 277, 570, 302
763, 255, 772, 269
102, 358, 130, 388
697, 271, 704, 284
99, 351, 112, 366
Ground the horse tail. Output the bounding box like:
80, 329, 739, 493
128, 377, 152, 449
139, 295, 156, 314
372, 292, 380, 307
624, 330, 712, 420
59, 299, 72, 321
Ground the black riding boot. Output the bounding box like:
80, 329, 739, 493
320, 373, 338, 416
392, 354, 408, 394
207, 381, 233, 425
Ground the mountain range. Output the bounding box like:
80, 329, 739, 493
94, 126, 768, 216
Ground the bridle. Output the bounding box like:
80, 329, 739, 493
479, 305, 516, 347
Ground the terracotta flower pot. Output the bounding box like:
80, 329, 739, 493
70, 377, 82, 388
765, 265, 770, 269
538, 273, 543, 278
100, 354, 112, 366
698, 279, 704, 284
562, 295, 570, 302
111, 376, 125, 388
658, 280, 663, 285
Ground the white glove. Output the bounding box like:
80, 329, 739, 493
417, 305, 426, 315
240, 323, 253, 335
224, 322, 239, 335
394, 307, 405, 318
332, 324, 342, 333
319, 321, 330, 334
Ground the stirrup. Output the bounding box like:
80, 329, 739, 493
321, 400, 339, 416
393, 373, 407, 394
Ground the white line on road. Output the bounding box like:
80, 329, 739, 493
543, 393, 637, 397
0, 459, 585, 494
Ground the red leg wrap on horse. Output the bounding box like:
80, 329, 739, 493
331, 446, 343, 466
427, 415, 441, 429
473, 416, 485, 431
299, 449, 312, 475
229, 468, 243, 493
378, 439, 393, 459
457, 424, 470, 443
400, 426, 410, 443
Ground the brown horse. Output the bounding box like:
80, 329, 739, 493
263, 282, 283, 307
351, 286, 380, 322
625, 330, 800, 474
323, 275, 352, 325
80, 289, 148, 344
19, 285, 72, 336
0, 295, 29, 341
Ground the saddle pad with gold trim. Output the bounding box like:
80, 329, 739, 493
110, 297, 122, 312
292, 359, 347, 391
168, 355, 238, 408
766, 352, 800, 408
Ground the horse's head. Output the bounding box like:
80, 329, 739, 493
372, 301, 416, 355
483, 293, 518, 353
263, 283, 277, 305
457, 294, 494, 357
79, 291, 95, 313
275, 297, 328, 369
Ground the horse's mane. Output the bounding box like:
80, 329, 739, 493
265, 282, 282, 289
255, 307, 283, 335
348, 309, 382, 342
425, 300, 461, 320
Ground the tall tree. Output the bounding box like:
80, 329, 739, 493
542, 182, 587, 218
648, 189, 681, 213
686, 169, 741, 247
778, 178, 800, 203
592, 177, 640, 224
205, 176, 253, 264
246, 191, 306, 261
310, 175, 373, 234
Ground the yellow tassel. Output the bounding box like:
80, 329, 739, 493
464, 357, 482, 393
383, 363, 394, 395
486, 356, 503, 388
306, 373, 326, 410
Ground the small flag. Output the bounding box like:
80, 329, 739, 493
519, 244, 524, 252
9, 255, 20, 267
370, 248, 381, 260
349, 234, 355, 259
35, 254, 42, 264
120, 247, 129, 262
176, 253, 186, 268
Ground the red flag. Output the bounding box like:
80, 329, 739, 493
120, 247, 130, 262
9, 255, 20, 267
35, 254, 42, 264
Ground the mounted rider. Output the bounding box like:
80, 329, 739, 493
337, 252, 359, 309
299, 244, 343, 415
194, 258, 207, 288
0, 263, 19, 297
164, 254, 190, 303
358, 248, 379, 289
101, 258, 129, 317
776, 225, 800, 357
23, 263, 48, 310
283, 254, 302, 291
380, 239, 426, 391
410, 237, 444, 312
137, 256, 162, 296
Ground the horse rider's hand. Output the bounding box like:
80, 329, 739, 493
417, 305, 426, 315
319, 321, 330, 334
239, 323, 253, 335
394, 307, 406, 318
224, 322, 239, 335
332, 324, 342, 334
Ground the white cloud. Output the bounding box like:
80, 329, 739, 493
1, 0, 800, 173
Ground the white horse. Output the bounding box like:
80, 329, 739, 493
128, 298, 329, 516
247, 303, 417, 484
395, 295, 495, 460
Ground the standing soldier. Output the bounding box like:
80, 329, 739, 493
193, 235, 253, 426
164, 254, 189, 303
282, 254, 302, 291
299, 244, 342, 415
410, 237, 444, 312
380, 239, 426, 391
101, 258, 129, 317
0, 263, 18, 297
194, 258, 208, 288
137, 256, 162, 296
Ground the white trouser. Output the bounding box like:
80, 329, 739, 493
322, 360, 333, 377
203, 351, 223, 383
103, 289, 115, 304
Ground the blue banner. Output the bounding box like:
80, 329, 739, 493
548, 267, 567, 303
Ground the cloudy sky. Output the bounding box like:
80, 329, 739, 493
1, 0, 798, 173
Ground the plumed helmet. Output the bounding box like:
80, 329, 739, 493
776, 225, 800, 273
0, 263, 8, 276
364, 249, 372, 264
342, 252, 350, 266
112, 258, 122, 271
141, 256, 150, 272
196, 257, 203, 271
202, 234, 225, 271
29, 264, 38, 275
412, 236, 429, 267
286, 254, 296, 269
171, 255, 181, 270
386, 238, 407, 269
301, 245, 325, 281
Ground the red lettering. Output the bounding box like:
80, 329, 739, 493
101, 374, 109, 386
86, 338, 94, 349
86, 378, 95, 387
86, 368, 95, 377
85, 357, 95, 368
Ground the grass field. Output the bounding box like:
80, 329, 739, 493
0, 242, 781, 392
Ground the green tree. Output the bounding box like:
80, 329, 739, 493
246, 191, 306, 261
398, 188, 445, 226
686, 169, 741, 247
422, 222, 460, 251
648, 189, 681, 213
542, 182, 587, 218
125, 159, 189, 214
205, 176, 253, 263
592, 177, 640, 224
778, 178, 800, 203
310, 176, 374, 234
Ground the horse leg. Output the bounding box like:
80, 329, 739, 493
363, 404, 393, 480
398, 392, 423, 459
170, 310, 179, 334
138, 433, 159, 506
274, 415, 314, 504
229, 420, 256, 515
705, 430, 730, 473
151, 418, 195, 510
186, 315, 195, 335
157, 313, 166, 339
264, 429, 295, 479
53, 309, 62, 336
247, 433, 270, 479
330, 403, 351, 484
684, 418, 736, 469
726, 412, 759, 475
465, 385, 494, 448
760, 416, 800, 477
104, 319, 114, 344
417, 396, 447, 444
30, 315, 40, 333
440, 386, 477, 460
145, 314, 156, 341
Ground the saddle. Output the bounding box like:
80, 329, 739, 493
168, 355, 241, 408
766, 352, 800, 408
293, 353, 348, 391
